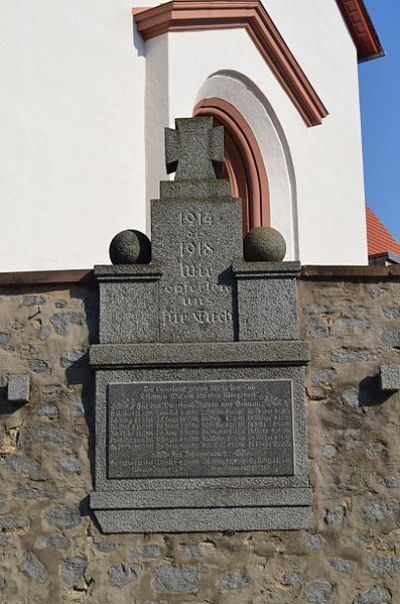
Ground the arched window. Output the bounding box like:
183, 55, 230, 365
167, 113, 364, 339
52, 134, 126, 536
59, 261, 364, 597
193, 97, 270, 235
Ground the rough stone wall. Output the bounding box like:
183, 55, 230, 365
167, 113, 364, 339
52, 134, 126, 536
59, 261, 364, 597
0, 277, 399, 603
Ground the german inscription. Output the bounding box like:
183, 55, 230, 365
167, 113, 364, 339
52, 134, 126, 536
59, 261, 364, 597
153, 200, 241, 343
107, 379, 294, 479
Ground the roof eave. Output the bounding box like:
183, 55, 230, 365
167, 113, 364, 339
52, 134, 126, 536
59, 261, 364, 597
336, 0, 384, 63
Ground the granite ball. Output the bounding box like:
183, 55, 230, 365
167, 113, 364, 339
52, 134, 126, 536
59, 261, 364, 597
243, 226, 286, 262
109, 230, 151, 265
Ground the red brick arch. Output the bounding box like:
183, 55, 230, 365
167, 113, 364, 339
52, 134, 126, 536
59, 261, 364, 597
194, 97, 270, 234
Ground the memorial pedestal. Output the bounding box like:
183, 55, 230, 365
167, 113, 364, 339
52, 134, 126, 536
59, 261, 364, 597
90, 118, 311, 532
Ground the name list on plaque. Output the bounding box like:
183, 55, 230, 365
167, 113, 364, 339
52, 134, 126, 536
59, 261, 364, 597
107, 379, 294, 479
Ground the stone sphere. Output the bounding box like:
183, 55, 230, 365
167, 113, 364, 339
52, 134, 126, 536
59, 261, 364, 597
109, 230, 151, 264
243, 226, 286, 262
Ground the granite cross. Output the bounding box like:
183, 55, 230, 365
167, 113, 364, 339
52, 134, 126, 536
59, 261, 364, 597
165, 117, 225, 181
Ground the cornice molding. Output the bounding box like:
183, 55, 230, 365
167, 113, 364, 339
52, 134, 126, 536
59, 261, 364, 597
133, 1, 328, 127
336, 0, 383, 62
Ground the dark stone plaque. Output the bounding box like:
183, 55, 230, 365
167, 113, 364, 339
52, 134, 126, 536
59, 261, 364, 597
107, 379, 294, 479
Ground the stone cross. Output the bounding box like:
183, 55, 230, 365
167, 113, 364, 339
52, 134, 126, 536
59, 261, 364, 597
165, 117, 224, 181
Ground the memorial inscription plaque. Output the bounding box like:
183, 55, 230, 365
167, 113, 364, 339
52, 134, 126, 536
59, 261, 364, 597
153, 203, 239, 343
90, 117, 312, 533
108, 379, 294, 479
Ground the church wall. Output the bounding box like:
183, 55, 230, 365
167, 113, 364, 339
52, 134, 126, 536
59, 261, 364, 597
0, 0, 151, 272
163, 1, 367, 265
0, 273, 399, 602
1, 0, 368, 272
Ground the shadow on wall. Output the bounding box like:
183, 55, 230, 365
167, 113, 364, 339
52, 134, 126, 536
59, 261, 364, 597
195, 69, 299, 260
65, 286, 98, 514
358, 374, 393, 408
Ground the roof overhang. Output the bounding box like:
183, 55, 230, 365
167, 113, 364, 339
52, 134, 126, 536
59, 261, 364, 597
336, 0, 384, 62
133, 1, 328, 127
369, 251, 400, 266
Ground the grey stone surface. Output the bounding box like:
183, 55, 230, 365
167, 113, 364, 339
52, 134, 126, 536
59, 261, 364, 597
219, 568, 250, 591
91, 488, 312, 509
65, 393, 85, 417
95, 541, 116, 552
8, 374, 30, 402
382, 328, 400, 347
0, 332, 9, 345
60, 349, 86, 369
307, 316, 329, 339
165, 117, 223, 181
55, 298, 67, 308
352, 585, 392, 604
92, 364, 310, 532
109, 229, 151, 265
14, 488, 60, 499
369, 554, 400, 575
303, 304, 336, 313
37, 404, 58, 417
94, 507, 312, 533
42, 384, 61, 395
342, 388, 360, 408
360, 498, 398, 522
305, 533, 325, 551
243, 226, 286, 262
152, 199, 242, 343
180, 544, 201, 557
383, 305, 400, 318
23, 424, 72, 445
330, 350, 376, 363
41, 534, 71, 549
155, 565, 198, 592
381, 476, 400, 488
303, 581, 333, 603
380, 364, 400, 391
45, 504, 81, 529
50, 312, 86, 336
59, 454, 83, 475
329, 559, 354, 573
61, 555, 88, 586
90, 340, 310, 367
324, 505, 345, 525
21, 552, 48, 584
23, 295, 46, 306
133, 544, 164, 558
148, 121, 241, 344
99, 280, 159, 344
282, 570, 301, 586
236, 277, 298, 340
6, 454, 40, 475
322, 445, 337, 458
0, 515, 29, 530
28, 359, 48, 373
107, 563, 140, 587
90, 116, 309, 534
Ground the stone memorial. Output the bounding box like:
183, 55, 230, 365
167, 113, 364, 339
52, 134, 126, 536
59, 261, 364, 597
89, 117, 311, 533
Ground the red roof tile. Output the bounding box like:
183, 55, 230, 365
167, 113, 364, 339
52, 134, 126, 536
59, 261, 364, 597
366, 205, 400, 257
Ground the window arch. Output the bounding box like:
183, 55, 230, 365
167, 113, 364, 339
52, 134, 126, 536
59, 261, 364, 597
193, 97, 270, 235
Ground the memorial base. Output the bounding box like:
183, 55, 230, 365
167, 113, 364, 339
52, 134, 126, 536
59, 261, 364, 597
91, 488, 312, 533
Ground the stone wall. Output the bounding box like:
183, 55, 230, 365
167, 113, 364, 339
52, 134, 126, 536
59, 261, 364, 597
0, 275, 399, 603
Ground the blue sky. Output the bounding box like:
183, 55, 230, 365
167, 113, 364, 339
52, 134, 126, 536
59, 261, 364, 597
359, 0, 400, 241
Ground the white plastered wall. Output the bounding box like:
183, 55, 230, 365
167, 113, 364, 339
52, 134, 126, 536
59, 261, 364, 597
0, 0, 160, 271
145, 1, 368, 265
0, 0, 368, 270
195, 72, 298, 261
